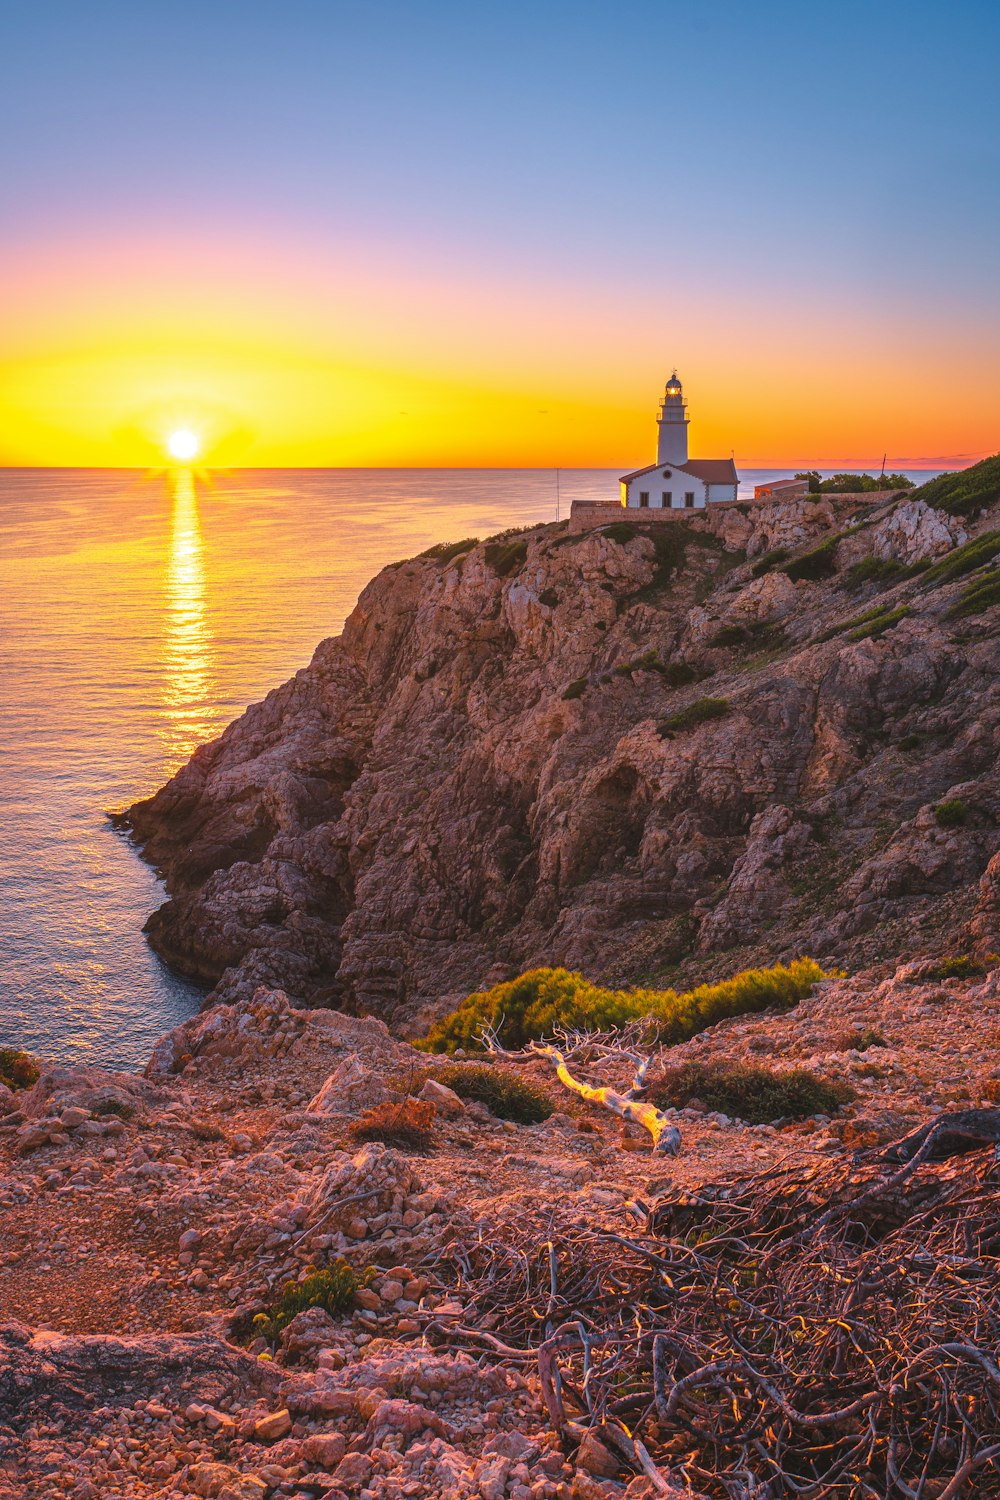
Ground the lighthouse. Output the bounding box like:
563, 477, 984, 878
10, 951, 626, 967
618, 370, 739, 510
656, 371, 689, 465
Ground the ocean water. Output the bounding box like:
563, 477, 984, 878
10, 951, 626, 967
0, 465, 941, 1069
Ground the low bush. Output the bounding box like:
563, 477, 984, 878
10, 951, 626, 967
420, 537, 478, 563
614, 649, 667, 676
845, 555, 904, 591
539, 588, 560, 607
252, 1261, 375, 1345
948, 571, 1000, 619
658, 696, 729, 735
751, 547, 789, 577
898, 733, 921, 752
410, 1063, 553, 1123
920, 530, 1000, 587
708, 623, 747, 648
562, 677, 587, 701
349, 1097, 436, 1150
781, 536, 841, 582
934, 798, 968, 828
0, 1047, 39, 1091
847, 605, 910, 641
484, 539, 529, 577
649, 1059, 855, 1124
835, 1026, 887, 1052
912, 954, 997, 982
662, 660, 701, 686
908, 453, 1000, 519
94, 1097, 136, 1121
419, 958, 827, 1054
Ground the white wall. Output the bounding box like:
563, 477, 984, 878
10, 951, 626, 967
623, 466, 707, 510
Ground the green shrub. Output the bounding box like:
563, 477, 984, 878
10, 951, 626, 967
835, 1026, 887, 1051
908, 454, 1000, 519
847, 605, 910, 641
252, 1261, 375, 1345
562, 677, 587, 701
419, 958, 828, 1054
662, 660, 701, 687
410, 1063, 553, 1123
659, 697, 729, 735
912, 954, 997, 982
94, 1097, 135, 1121
708, 623, 747, 648
349, 1097, 436, 1150
920, 531, 1000, 587
781, 536, 841, 582
898, 733, 921, 752
649, 1060, 854, 1123
484, 539, 528, 577
948, 571, 1000, 619
845, 555, 904, 591
0, 1047, 39, 1091
751, 547, 789, 577
934, 798, 968, 828
420, 537, 478, 563
539, 588, 560, 607
816, 473, 913, 494
614, 649, 667, 676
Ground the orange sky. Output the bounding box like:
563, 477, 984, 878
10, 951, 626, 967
2, 226, 996, 470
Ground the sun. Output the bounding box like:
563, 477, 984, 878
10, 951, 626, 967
167, 428, 200, 462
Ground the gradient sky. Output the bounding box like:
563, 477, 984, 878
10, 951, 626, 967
2, 0, 998, 467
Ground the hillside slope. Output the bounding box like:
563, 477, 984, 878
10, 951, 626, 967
124, 467, 1000, 1026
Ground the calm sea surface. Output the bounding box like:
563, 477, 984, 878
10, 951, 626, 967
1, 466, 941, 1069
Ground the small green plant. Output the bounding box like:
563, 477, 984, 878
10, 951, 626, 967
349, 1097, 436, 1150
845, 555, 904, 591
252, 1261, 375, 1345
751, 547, 789, 577
934, 798, 968, 828
908, 453, 1000, 520
0, 1047, 39, 1091
539, 588, 560, 607
420, 537, 478, 563
898, 733, 921, 752
835, 1026, 887, 1052
649, 1060, 854, 1124
94, 1097, 136, 1121
847, 604, 910, 641
419, 958, 827, 1054
912, 953, 997, 982
781, 535, 841, 582
708, 623, 747, 648
484, 539, 528, 577
614, 649, 667, 676
659, 697, 729, 735
661, 660, 701, 687
409, 1063, 553, 1123
948, 571, 1000, 619
920, 531, 1000, 587
562, 677, 587, 701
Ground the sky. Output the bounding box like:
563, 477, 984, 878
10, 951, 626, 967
1, 0, 998, 468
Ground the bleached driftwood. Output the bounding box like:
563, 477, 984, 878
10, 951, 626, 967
483, 1026, 681, 1155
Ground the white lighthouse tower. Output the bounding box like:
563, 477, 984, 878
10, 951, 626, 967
656, 371, 689, 465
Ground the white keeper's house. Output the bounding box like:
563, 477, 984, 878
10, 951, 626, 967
620, 372, 739, 510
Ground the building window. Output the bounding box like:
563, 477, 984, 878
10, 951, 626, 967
662, 491, 672, 507
684, 492, 695, 508
639, 491, 649, 507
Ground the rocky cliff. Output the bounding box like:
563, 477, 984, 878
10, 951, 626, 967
124, 477, 1000, 1027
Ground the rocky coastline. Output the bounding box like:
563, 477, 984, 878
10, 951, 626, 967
124, 485, 999, 1028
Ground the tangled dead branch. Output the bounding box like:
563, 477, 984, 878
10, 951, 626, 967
482, 1024, 682, 1153
442, 1113, 1000, 1498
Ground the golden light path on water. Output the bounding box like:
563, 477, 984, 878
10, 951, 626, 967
161, 468, 216, 763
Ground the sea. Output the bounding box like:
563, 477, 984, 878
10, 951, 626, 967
0, 466, 943, 1070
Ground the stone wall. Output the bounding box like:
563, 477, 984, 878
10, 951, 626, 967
568, 490, 906, 534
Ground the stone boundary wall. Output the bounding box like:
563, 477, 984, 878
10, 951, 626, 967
568, 491, 905, 534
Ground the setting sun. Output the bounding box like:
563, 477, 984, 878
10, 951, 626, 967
167, 429, 200, 462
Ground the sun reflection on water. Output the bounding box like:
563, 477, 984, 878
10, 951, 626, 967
161, 469, 216, 764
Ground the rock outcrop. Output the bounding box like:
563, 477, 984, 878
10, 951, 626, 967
124, 487, 1000, 1025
